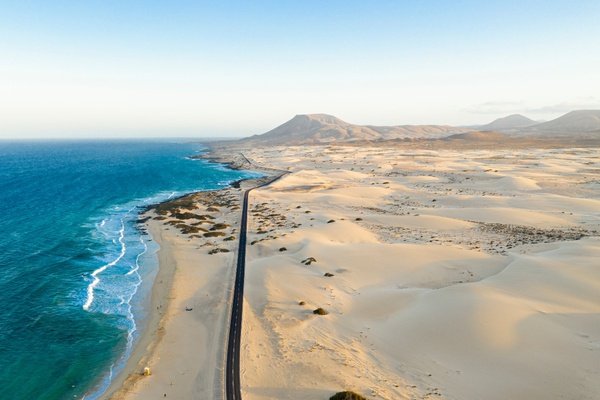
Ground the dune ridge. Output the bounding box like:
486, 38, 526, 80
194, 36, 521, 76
239, 145, 600, 400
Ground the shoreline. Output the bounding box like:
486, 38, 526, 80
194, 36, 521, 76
98, 219, 176, 399
98, 147, 276, 400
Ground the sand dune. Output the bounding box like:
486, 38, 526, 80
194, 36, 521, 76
240, 145, 600, 400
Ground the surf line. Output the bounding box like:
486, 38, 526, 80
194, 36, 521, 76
83, 218, 127, 311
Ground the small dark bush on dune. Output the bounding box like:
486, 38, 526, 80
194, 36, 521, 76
301, 257, 317, 265
313, 307, 328, 315
204, 231, 226, 237
178, 225, 207, 234
210, 223, 229, 230
208, 248, 230, 255
173, 211, 199, 220
330, 391, 367, 400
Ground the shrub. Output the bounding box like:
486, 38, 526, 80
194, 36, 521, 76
204, 231, 226, 237
298, 301, 306, 305
178, 225, 206, 234
324, 272, 334, 277
313, 308, 328, 315
210, 223, 229, 230
329, 391, 367, 400
279, 247, 287, 252
301, 257, 317, 265
208, 248, 229, 255
172, 212, 199, 220
327, 219, 335, 223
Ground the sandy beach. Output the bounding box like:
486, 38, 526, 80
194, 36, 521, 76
101, 186, 251, 400
105, 145, 600, 400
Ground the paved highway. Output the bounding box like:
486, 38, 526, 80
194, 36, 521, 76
225, 172, 286, 400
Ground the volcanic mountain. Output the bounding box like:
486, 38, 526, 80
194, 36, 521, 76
526, 110, 600, 135
237, 114, 472, 145
479, 114, 537, 131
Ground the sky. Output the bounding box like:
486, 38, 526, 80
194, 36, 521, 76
1, 0, 600, 138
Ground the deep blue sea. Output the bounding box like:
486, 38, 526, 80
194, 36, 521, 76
0, 140, 257, 400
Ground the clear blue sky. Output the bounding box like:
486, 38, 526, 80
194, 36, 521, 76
1, 1, 599, 138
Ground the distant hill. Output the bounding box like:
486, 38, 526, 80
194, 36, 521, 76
479, 114, 536, 131
526, 110, 600, 134
444, 131, 508, 141
237, 114, 472, 145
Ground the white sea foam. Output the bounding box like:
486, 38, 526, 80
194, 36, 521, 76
82, 176, 256, 399
123, 236, 146, 351
83, 220, 127, 311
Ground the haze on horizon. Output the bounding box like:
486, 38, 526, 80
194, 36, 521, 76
1, 1, 600, 139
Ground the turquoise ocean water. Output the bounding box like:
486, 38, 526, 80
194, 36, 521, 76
0, 140, 257, 399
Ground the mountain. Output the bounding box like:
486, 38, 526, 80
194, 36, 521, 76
237, 114, 472, 145
479, 114, 536, 131
526, 110, 600, 134
444, 131, 508, 141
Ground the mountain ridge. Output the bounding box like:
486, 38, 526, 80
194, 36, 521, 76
231, 110, 600, 146
238, 114, 473, 145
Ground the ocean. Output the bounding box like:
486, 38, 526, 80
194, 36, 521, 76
0, 140, 258, 400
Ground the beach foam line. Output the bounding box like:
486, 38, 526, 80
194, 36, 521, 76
123, 236, 147, 349
83, 219, 127, 311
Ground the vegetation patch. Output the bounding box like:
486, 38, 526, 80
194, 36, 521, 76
313, 308, 328, 315
210, 223, 230, 230
208, 248, 230, 255
177, 225, 207, 234
301, 257, 317, 265
173, 211, 199, 220
330, 391, 367, 400
204, 231, 226, 237
153, 196, 197, 215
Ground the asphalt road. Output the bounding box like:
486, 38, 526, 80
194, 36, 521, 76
225, 172, 287, 400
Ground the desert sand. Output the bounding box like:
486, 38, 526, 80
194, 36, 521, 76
239, 146, 600, 400
105, 145, 600, 400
